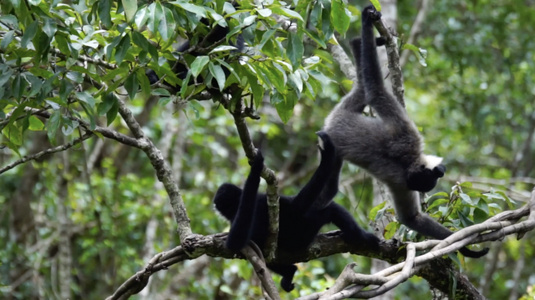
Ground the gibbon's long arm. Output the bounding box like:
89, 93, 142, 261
292, 132, 337, 212
225, 153, 264, 252
360, 5, 487, 258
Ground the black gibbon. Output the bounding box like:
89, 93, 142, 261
213, 132, 380, 292
323, 5, 487, 258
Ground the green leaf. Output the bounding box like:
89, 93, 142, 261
158, 6, 176, 41
121, 0, 138, 22
12, 74, 27, 100
190, 56, 210, 77
257, 8, 272, 17
244, 71, 264, 109
271, 6, 303, 22
22, 73, 42, 97
76, 91, 96, 108
124, 72, 139, 100
427, 198, 449, 211
4, 122, 23, 145
106, 94, 119, 125
172, 1, 207, 17
21, 20, 38, 48
54, 33, 70, 55
368, 201, 386, 220
459, 193, 474, 206
208, 63, 226, 91
384, 222, 399, 240
136, 68, 151, 99
209, 45, 238, 53
272, 90, 296, 123
97, 93, 115, 115
370, 0, 382, 11
28, 115, 45, 131
287, 30, 304, 69
59, 80, 74, 103
0, 69, 14, 87
98, 0, 112, 28
331, 0, 350, 35
131, 31, 149, 52
43, 17, 57, 37
115, 34, 131, 65
47, 110, 61, 143
147, 2, 162, 34
0, 30, 15, 49
134, 5, 150, 28
258, 28, 277, 51
457, 212, 474, 227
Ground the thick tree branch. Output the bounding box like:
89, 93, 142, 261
241, 244, 281, 300
107, 192, 535, 299
116, 98, 192, 241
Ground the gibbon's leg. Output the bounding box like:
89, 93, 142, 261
292, 131, 337, 212
225, 152, 264, 252
268, 263, 298, 292
328, 203, 380, 250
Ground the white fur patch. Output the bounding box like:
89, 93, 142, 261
318, 136, 325, 150
423, 155, 443, 169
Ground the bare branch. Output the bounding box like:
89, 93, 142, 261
0, 132, 93, 174
115, 97, 192, 241
241, 244, 281, 300
399, 0, 432, 67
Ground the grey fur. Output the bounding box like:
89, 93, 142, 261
323, 5, 487, 258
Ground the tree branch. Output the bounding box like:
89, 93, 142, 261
115, 98, 192, 241
0, 132, 93, 174
373, 17, 405, 107
107, 191, 535, 299
231, 98, 280, 262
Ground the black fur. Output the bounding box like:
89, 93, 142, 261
213, 132, 379, 292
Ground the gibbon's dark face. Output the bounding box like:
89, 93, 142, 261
407, 164, 446, 193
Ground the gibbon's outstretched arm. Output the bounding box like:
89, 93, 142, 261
292, 131, 337, 212
225, 152, 264, 252
360, 5, 488, 258
213, 132, 379, 291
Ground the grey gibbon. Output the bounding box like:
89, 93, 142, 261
323, 5, 487, 258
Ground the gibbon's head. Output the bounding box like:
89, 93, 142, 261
213, 183, 243, 220
406, 155, 446, 193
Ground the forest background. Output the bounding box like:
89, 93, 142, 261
1, 0, 534, 299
